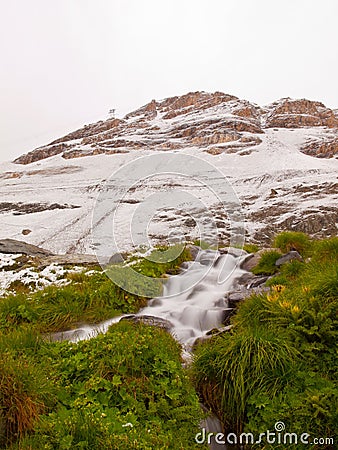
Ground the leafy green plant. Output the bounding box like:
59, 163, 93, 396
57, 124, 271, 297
10, 322, 206, 449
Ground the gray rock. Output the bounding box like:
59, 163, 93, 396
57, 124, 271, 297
240, 248, 278, 272
120, 314, 173, 332
193, 325, 233, 349
221, 308, 235, 325
247, 275, 270, 288
198, 250, 217, 266
184, 218, 196, 227
275, 251, 303, 267
240, 253, 257, 271
227, 291, 246, 308
236, 272, 256, 287
227, 247, 248, 257
205, 325, 233, 337
0, 239, 53, 257
109, 252, 125, 264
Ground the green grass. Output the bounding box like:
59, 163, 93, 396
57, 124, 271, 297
3, 322, 206, 450
0, 272, 146, 333
0, 244, 193, 333
192, 234, 338, 447
312, 236, 338, 263
251, 250, 282, 275
242, 243, 259, 253
0, 350, 56, 447
273, 231, 313, 256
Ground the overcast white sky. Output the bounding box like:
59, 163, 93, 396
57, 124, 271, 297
1, 0, 337, 162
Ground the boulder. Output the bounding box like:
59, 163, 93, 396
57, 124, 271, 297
275, 251, 303, 267
193, 325, 233, 349
221, 308, 235, 325
185, 244, 200, 260
0, 239, 53, 257
227, 291, 246, 308
109, 252, 125, 264
227, 247, 248, 257
247, 276, 270, 288
120, 314, 173, 332
240, 254, 257, 271
184, 218, 196, 227
240, 248, 279, 272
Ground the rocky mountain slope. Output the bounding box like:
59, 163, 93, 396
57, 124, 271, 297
0, 91, 337, 255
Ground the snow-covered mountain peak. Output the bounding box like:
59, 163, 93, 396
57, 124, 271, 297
1, 91, 337, 254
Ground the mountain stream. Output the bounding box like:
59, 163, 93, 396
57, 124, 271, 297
52, 248, 248, 449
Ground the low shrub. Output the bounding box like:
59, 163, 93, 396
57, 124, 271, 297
312, 236, 338, 262
273, 231, 312, 256
0, 353, 54, 447
243, 243, 259, 253
251, 250, 281, 275
193, 327, 300, 433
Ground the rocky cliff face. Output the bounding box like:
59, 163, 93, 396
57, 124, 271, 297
14, 92, 338, 165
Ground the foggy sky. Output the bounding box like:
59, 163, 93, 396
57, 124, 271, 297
1, 0, 337, 162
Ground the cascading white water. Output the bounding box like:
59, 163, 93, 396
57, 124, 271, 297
137, 249, 245, 349
52, 248, 246, 348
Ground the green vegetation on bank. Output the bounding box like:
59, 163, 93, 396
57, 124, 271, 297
193, 234, 338, 449
0, 244, 192, 333
1, 322, 206, 449
242, 243, 259, 254
0, 244, 206, 449
251, 250, 281, 275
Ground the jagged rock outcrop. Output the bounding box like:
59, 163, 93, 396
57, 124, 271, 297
300, 135, 338, 158
13, 92, 338, 165
50, 118, 123, 144
265, 98, 338, 128
14, 143, 71, 165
